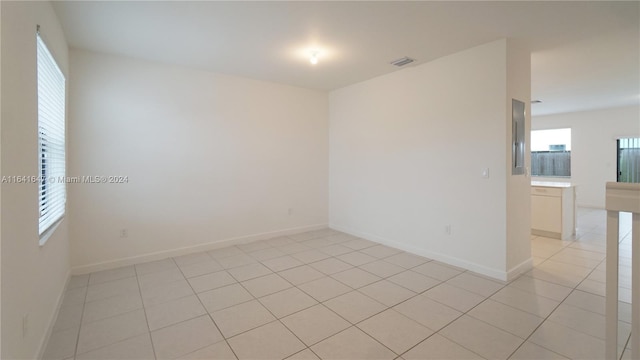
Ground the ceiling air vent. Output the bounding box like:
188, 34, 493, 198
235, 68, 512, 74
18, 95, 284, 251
390, 56, 415, 67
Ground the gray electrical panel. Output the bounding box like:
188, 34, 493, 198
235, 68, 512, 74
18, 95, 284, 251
512, 99, 526, 175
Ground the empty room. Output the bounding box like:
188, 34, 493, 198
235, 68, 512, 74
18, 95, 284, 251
1, 1, 639, 359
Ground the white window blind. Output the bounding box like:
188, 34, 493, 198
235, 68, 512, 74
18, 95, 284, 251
37, 30, 66, 236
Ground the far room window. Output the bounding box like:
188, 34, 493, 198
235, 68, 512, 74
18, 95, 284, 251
531, 128, 571, 177
617, 138, 640, 183
37, 28, 66, 241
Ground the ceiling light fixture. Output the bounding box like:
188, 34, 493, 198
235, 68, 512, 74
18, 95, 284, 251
309, 50, 319, 65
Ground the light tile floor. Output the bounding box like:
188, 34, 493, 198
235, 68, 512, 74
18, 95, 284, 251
45, 208, 634, 360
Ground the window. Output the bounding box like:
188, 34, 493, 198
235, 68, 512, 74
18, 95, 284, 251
531, 128, 571, 177
37, 29, 66, 238
617, 138, 640, 183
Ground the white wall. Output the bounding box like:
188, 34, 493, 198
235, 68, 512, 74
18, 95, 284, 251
1, 2, 71, 359
505, 40, 532, 273
0, 1, 3, 356
329, 39, 531, 280
68, 49, 329, 272
532, 105, 640, 208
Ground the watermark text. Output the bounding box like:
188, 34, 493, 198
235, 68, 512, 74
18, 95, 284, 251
2, 175, 129, 184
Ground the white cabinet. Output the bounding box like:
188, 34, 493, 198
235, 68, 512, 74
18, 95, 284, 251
531, 183, 576, 240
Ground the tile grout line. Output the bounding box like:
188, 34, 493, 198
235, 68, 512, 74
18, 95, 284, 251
237, 231, 344, 359
133, 262, 158, 360
332, 268, 481, 359
66, 219, 619, 360
71, 274, 90, 359
172, 255, 242, 360
231, 259, 313, 356
260, 229, 350, 359
72, 234, 436, 357
402, 259, 585, 359
278, 239, 465, 359
72, 272, 152, 357
236, 239, 368, 358
503, 286, 591, 359
188, 232, 352, 356
504, 227, 624, 359
75, 236, 485, 357
406, 272, 512, 360
214, 233, 408, 358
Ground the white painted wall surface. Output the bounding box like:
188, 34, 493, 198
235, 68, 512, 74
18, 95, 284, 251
505, 40, 533, 275
0, 1, 3, 356
329, 40, 517, 279
532, 105, 640, 208
68, 50, 329, 272
1, 2, 71, 358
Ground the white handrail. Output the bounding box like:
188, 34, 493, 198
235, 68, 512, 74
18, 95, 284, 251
605, 182, 639, 360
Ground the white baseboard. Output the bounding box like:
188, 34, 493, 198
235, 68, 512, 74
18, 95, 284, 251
506, 257, 534, 281
71, 223, 328, 275
37, 270, 71, 360
330, 223, 511, 281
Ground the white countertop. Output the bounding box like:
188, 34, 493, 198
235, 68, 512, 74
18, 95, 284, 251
531, 181, 574, 188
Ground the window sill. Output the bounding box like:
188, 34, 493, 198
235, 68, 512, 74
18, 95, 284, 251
39, 218, 64, 246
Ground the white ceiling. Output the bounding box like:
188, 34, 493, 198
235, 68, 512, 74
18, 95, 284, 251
53, 1, 639, 116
